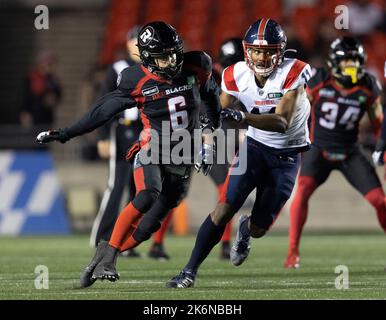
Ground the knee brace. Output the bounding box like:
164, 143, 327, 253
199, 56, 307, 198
132, 188, 160, 213
132, 215, 161, 242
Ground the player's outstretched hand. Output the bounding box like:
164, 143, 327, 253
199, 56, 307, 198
36, 129, 67, 144
220, 108, 245, 123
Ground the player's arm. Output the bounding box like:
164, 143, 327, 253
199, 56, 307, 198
220, 86, 303, 133
367, 97, 383, 135
370, 98, 386, 165
36, 69, 137, 144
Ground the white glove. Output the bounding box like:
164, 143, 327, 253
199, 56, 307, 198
36, 129, 67, 144
195, 143, 215, 176
372, 150, 384, 166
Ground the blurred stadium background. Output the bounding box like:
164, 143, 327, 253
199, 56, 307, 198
1, 0, 386, 237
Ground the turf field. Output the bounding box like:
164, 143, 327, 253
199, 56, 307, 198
0, 233, 385, 300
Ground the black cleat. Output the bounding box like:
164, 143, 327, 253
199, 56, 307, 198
165, 269, 195, 288
148, 243, 170, 260
220, 241, 231, 260
120, 249, 141, 258
92, 244, 120, 282
80, 240, 108, 288
92, 262, 120, 281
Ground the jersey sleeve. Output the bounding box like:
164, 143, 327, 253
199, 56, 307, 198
63, 68, 137, 140
221, 64, 240, 99
282, 59, 312, 94
184, 51, 221, 129
200, 75, 221, 129
366, 73, 382, 106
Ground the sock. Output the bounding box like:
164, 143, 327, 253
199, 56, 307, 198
153, 209, 173, 245
120, 234, 140, 251
287, 176, 318, 254
220, 221, 232, 242
109, 202, 143, 250
184, 215, 225, 273
364, 187, 386, 232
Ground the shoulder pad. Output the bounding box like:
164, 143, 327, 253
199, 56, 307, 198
117, 65, 144, 95
362, 72, 382, 98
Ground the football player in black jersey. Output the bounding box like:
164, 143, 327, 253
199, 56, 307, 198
36, 21, 220, 287
90, 26, 174, 261
285, 36, 386, 268
90, 25, 143, 258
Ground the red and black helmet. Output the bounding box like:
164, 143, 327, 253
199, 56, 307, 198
243, 18, 287, 77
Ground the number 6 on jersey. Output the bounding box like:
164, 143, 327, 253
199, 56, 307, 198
168, 96, 189, 130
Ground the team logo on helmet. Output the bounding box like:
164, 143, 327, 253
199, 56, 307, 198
139, 26, 154, 46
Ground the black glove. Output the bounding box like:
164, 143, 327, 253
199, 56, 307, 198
195, 143, 215, 176
36, 129, 68, 144
220, 108, 246, 123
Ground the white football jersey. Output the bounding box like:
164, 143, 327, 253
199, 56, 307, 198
221, 58, 312, 149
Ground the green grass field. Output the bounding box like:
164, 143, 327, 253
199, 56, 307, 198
0, 233, 385, 300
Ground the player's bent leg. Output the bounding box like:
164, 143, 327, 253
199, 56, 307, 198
365, 187, 386, 232
341, 148, 386, 233
90, 165, 162, 283
285, 176, 319, 268
149, 210, 173, 260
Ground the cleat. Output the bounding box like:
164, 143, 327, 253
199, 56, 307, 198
165, 269, 195, 288
120, 249, 141, 258
92, 244, 120, 282
284, 250, 300, 269
79, 240, 108, 288
220, 241, 231, 260
92, 262, 120, 281
230, 215, 251, 266
148, 243, 170, 260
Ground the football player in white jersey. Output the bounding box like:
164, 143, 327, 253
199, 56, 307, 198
166, 18, 312, 288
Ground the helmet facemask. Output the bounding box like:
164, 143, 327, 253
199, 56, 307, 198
327, 37, 367, 87
243, 42, 284, 77
141, 46, 184, 80
328, 52, 366, 87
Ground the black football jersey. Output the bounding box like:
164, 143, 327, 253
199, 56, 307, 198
63, 51, 220, 163
307, 68, 381, 152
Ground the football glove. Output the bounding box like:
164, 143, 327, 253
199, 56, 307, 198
195, 143, 215, 176
372, 150, 385, 166
220, 108, 246, 123
36, 129, 68, 144
372, 139, 386, 166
